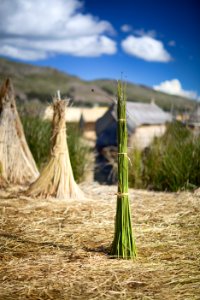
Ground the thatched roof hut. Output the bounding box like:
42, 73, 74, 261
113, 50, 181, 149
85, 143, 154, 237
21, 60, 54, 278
96, 102, 172, 150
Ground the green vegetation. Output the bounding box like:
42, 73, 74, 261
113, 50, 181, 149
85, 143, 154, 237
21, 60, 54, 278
17, 99, 46, 118
22, 117, 89, 182
111, 81, 136, 259
129, 122, 200, 192
22, 117, 51, 169
67, 125, 90, 183
129, 148, 143, 189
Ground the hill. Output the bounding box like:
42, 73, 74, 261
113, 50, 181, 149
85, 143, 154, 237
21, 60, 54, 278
0, 57, 196, 113
93, 79, 196, 112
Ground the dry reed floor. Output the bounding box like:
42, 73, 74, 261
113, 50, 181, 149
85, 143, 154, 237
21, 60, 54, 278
0, 183, 199, 300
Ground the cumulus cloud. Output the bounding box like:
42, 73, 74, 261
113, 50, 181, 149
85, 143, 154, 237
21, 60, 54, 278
133, 29, 157, 38
0, 0, 117, 60
154, 79, 198, 99
0, 45, 47, 60
121, 26, 157, 38
121, 35, 171, 62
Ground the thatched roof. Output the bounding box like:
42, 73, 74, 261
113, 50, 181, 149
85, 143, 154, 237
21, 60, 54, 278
96, 102, 172, 137
125, 102, 172, 127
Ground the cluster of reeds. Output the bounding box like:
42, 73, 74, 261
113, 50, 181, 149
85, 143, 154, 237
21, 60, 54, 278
111, 81, 136, 259
130, 121, 200, 191
129, 148, 143, 189
0, 79, 85, 201
0, 78, 137, 259
21, 117, 51, 169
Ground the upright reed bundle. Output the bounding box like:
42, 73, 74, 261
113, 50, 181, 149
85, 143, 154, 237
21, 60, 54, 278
111, 81, 136, 259
0, 78, 39, 185
27, 97, 84, 200
0, 162, 7, 188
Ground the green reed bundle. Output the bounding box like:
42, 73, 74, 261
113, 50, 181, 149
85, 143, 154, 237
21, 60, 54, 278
111, 81, 136, 259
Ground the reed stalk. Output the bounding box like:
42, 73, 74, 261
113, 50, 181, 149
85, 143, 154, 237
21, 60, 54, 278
111, 81, 136, 259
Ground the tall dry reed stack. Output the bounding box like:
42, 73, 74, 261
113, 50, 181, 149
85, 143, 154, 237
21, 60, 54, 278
111, 81, 136, 259
0, 78, 39, 185
0, 161, 7, 187
27, 97, 84, 200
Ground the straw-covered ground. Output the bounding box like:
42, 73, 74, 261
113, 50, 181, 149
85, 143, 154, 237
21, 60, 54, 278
0, 183, 199, 300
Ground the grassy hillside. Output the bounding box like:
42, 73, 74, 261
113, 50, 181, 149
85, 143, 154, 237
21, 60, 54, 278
0, 57, 196, 112
0, 57, 81, 102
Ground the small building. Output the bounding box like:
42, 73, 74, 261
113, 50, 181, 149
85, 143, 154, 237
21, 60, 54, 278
96, 101, 172, 150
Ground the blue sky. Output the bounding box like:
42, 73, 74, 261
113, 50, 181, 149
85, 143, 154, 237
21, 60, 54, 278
0, 0, 199, 99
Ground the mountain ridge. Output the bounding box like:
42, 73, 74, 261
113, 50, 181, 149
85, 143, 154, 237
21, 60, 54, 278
0, 57, 196, 112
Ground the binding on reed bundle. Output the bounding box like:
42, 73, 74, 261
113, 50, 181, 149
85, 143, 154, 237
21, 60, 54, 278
0, 78, 39, 185
27, 96, 84, 200
111, 81, 137, 259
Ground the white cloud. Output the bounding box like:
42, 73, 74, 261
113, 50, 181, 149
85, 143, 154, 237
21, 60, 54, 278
0, 0, 117, 60
121, 26, 157, 38
154, 79, 198, 99
134, 29, 157, 38
121, 35, 171, 62
0, 45, 47, 60
121, 24, 132, 33
1, 35, 116, 59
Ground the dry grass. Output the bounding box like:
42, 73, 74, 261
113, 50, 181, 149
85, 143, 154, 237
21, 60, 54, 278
0, 183, 199, 300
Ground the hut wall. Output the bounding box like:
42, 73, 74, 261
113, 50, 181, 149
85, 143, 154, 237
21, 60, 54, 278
129, 124, 166, 149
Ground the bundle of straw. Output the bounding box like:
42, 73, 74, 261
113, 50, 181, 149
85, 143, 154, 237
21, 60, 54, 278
0, 161, 7, 188
0, 78, 39, 185
111, 81, 136, 259
27, 97, 84, 200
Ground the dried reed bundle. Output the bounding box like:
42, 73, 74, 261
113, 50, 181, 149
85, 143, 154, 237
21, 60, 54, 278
111, 81, 136, 259
27, 97, 84, 200
0, 78, 39, 185
0, 161, 7, 188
